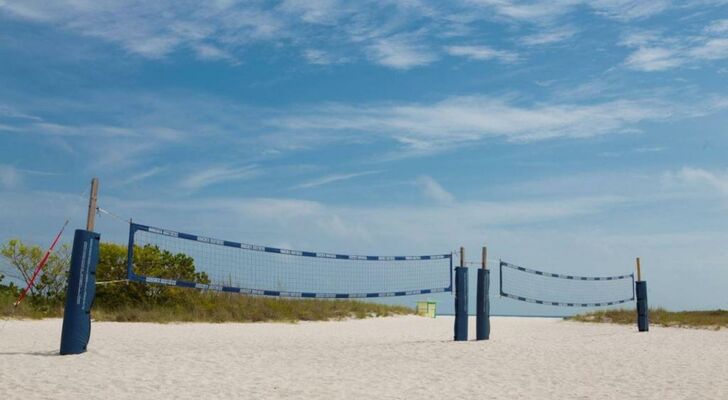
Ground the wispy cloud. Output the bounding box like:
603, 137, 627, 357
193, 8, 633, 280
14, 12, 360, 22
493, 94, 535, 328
520, 26, 577, 46
470, 0, 672, 23
625, 47, 684, 71
0, 105, 43, 121
303, 49, 349, 65
445, 45, 518, 63
193, 44, 237, 63
293, 170, 382, 189
179, 165, 260, 191
4, 86, 727, 178
673, 167, 728, 196
279, 0, 344, 25
621, 22, 728, 71
0, 165, 20, 188
468, 1, 579, 24
0, 0, 719, 72
590, 0, 671, 21
0, 90, 244, 174
121, 166, 166, 186
416, 176, 454, 204
0, 1, 434, 69
705, 19, 728, 34
271, 94, 725, 155
634, 146, 665, 153
367, 35, 437, 69
0, 1, 287, 60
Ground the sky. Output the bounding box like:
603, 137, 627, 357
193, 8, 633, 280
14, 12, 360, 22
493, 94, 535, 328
1, 0, 727, 313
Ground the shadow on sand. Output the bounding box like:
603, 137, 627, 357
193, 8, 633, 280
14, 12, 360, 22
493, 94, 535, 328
0, 349, 60, 357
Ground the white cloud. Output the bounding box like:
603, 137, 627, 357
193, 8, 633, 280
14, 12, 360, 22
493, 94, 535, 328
4, 87, 727, 177
520, 27, 577, 46
674, 167, 728, 196
0, 105, 43, 121
590, 0, 671, 21
0, 165, 20, 188
0, 0, 719, 73
0, 0, 433, 68
98, 192, 629, 250
622, 22, 728, 71
279, 0, 343, 24
2, 0, 724, 77
271, 95, 696, 154
303, 49, 329, 64
0, 1, 286, 60
293, 170, 382, 189
416, 176, 454, 204
445, 45, 518, 63
303, 49, 348, 65
625, 47, 684, 71
179, 165, 260, 191
367, 35, 437, 69
688, 38, 728, 61
193, 44, 236, 62
705, 19, 728, 34
0, 91, 251, 173
467, 0, 580, 23
466, 0, 669, 24
121, 166, 166, 186
633, 146, 665, 153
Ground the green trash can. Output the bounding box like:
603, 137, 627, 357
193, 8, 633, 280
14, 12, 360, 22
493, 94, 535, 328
416, 300, 437, 318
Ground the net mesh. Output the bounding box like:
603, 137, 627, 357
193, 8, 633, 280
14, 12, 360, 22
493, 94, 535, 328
499, 261, 634, 307
127, 223, 452, 298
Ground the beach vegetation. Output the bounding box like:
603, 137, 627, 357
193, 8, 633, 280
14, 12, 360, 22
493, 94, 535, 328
571, 308, 727, 330
1, 239, 412, 322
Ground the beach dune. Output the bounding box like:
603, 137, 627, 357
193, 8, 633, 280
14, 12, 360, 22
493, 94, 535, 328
1, 316, 726, 399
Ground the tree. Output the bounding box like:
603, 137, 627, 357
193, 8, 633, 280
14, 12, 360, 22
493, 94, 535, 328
0, 239, 71, 302
0, 239, 209, 309
95, 243, 209, 308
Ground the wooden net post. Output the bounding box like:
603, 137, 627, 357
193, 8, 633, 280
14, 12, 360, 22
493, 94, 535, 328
86, 177, 99, 232
636, 257, 641, 281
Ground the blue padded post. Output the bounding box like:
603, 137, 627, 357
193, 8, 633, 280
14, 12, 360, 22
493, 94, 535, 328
454, 266, 468, 341
635, 281, 649, 332
476, 268, 490, 340
60, 229, 100, 355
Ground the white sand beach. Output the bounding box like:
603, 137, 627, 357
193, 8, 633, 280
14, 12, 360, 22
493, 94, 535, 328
1, 316, 726, 399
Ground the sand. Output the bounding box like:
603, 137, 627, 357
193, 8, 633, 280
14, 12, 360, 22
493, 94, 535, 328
1, 316, 726, 399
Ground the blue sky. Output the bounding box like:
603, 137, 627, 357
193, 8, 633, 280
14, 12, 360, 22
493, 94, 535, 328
1, 1, 727, 312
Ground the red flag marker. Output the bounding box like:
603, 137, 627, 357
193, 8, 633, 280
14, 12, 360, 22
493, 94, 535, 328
14, 220, 69, 307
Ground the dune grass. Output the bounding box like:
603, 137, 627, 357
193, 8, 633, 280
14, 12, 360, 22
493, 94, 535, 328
570, 308, 728, 330
1, 289, 413, 323
0, 289, 58, 319
92, 293, 414, 323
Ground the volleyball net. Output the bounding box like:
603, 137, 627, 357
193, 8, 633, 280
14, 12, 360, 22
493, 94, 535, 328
499, 261, 634, 307
126, 222, 452, 298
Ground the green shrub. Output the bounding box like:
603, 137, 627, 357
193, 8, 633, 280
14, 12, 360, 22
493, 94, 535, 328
1, 239, 71, 304
94, 242, 209, 309
570, 308, 728, 329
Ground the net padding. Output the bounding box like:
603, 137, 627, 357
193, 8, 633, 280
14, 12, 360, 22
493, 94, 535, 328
499, 261, 634, 307
126, 223, 452, 298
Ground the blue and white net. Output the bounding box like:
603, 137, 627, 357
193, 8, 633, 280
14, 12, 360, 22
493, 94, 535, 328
127, 223, 452, 298
499, 261, 634, 307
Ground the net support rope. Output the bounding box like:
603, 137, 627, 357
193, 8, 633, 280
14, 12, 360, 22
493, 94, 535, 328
499, 261, 635, 307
